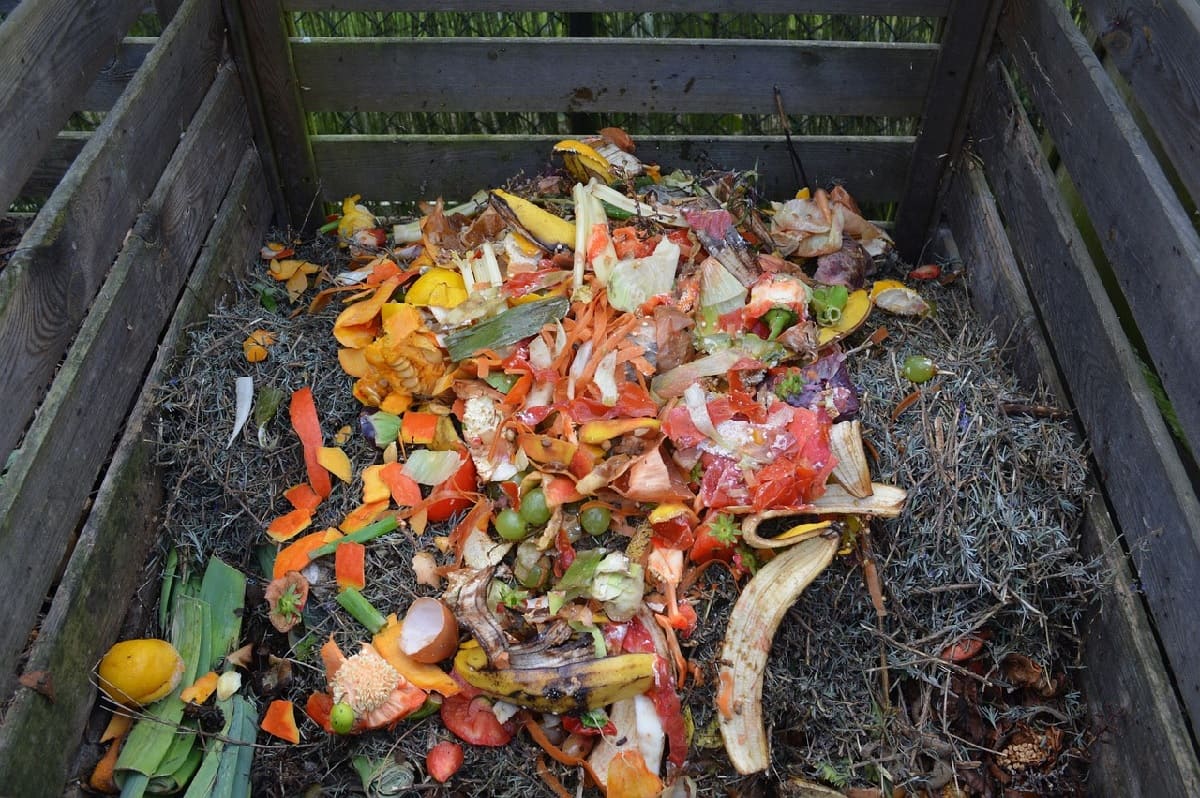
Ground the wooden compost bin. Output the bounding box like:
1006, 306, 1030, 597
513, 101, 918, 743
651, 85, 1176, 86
0, 0, 1197, 795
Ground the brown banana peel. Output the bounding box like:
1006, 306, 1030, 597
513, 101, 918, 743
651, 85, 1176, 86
717, 533, 839, 774
454, 641, 654, 714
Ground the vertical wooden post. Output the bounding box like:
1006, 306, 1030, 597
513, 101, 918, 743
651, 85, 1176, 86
223, 0, 319, 231
892, 0, 1003, 261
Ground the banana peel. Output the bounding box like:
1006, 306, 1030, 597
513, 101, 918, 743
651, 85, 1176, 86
717, 533, 839, 775
554, 139, 615, 184
490, 189, 575, 251
454, 640, 654, 713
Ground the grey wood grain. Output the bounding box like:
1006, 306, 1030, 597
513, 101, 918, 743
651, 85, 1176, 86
0, 147, 271, 794
1079, 0, 1200, 211
1000, 0, 1200, 463
972, 58, 1200, 733
0, 0, 144, 209
0, 64, 251, 704
292, 38, 938, 117
0, 0, 225, 468
892, 0, 1002, 260
78, 38, 156, 112
944, 164, 1200, 796
310, 134, 913, 205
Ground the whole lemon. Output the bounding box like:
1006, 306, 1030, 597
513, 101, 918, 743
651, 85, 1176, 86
97, 638, 185, 707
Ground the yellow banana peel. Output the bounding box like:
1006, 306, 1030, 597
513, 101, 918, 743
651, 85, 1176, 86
490, 189, 576, 251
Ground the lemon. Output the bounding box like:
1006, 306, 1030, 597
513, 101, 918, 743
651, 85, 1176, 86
97, 638, 185, 707
405, 268, 467, 309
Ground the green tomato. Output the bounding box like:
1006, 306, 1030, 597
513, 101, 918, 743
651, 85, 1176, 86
494, 508, 529, 541
580, 505, 611, 536
902, 354, 937, 384
518, 488, 552, 526
330, 702, 356, 735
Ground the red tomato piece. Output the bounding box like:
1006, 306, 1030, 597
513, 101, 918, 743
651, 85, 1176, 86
440, 694, 516, 747
427, 451, 477, 522
426, 740, 465, 783
689, 512, 739, 564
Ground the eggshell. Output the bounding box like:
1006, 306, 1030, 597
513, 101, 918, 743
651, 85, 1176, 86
399, 597, 459, 664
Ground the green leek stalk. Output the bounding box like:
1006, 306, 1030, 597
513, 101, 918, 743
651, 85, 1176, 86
336, 587, 388, 634
308, 515, 398, 560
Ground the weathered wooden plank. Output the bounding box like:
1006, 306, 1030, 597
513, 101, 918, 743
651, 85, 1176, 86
0, 0, 225, 468
1079, 0, 1200, 209
0, 64, 251, 704
292, 38, 938, 117
0, 147, 271, 795
892, 0, 1002, 260
971, 58, 1200, 731
285, 0, 951, 13
0, 0, 144, 210
310, 134, 913, 205
228, 0, 320, 230
943, 165, 1200, 796
941, 166, 1056, 393
18, 132, 90, 202
1000, 0, 1200, 462
78, 37, 155, 112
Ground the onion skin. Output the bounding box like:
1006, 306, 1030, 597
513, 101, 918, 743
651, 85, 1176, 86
716, 534, 838, 774
400, 598, 460, 664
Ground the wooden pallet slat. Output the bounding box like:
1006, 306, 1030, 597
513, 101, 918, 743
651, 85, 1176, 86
0, 0, 226, 468
292, 38, 938, 117
999, 0, 1200, 461
0, 146, 271, 792
0, 62, 251, 704
944, 166, 1200, 797
1078, 0, 1200, 209
892, 0, 1002, 259
78, 37, 156, 112
970, 58, 1200, 732
0, 0, 145, 210
310, 134, 913, 204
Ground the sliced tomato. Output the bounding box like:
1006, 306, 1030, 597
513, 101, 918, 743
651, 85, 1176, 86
563, 383, 657, 422
689, 512, 738, 564
440, 693, 516, 747
427, 451, 477, 522
426, 740, 465, 783
561, 715, 617, 737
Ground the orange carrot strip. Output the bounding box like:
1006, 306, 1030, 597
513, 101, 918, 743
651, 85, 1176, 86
261, 699, 301, 744
266, 508, 314, 543
335, 541, 367, 591
890, 390, 922, 422
536, 756, 574, 798
373, 615, 461, 695
400, 412, 440, 445
289, 387, 332, 498
284, 483, 322, 513
275, 529, 342, 580
341, 500, 390, 532
522, 717, 606, 794
380, 462, 423, 506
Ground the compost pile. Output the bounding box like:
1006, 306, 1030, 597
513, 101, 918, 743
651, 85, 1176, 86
98, 132, 1101, 798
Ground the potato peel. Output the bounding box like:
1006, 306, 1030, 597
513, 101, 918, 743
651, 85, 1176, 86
717, 534, 839, 774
